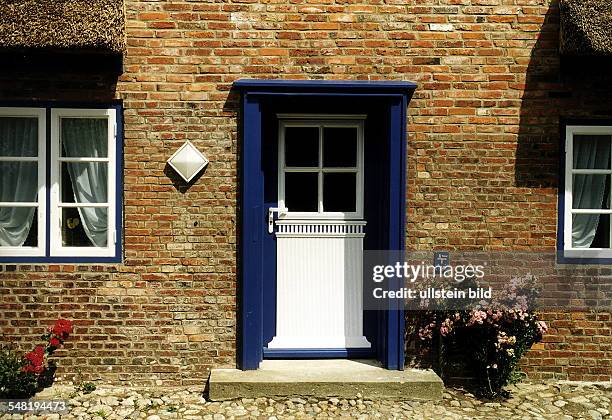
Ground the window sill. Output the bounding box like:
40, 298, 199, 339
0, 256, 122, 264
559, 248, 612, 264
564, 249, 612, 258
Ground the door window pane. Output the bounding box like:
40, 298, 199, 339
323, 127, 357, 167
61, 118, 108, 158
285, 127, 319, 167
61, 162, 108, 203
285, 172, 318, 212
323, 173, 356, 212
572, 174, 610, 209
0, 117, 38, 157
573, 135, 611, 169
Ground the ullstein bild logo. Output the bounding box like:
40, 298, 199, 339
372, 285, 493, 300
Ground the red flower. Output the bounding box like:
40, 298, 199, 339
49, 337, 61, 348
51, 319, 73, 339
22, 345, 45, 374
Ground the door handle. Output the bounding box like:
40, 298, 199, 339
268, 206, 287, 233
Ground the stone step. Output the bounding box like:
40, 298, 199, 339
208, 359, 443, 401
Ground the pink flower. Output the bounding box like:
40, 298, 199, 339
466, 310, 487, 326
536, 320, 548, 335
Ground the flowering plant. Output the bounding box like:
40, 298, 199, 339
409, 275, 547, 397
0, 319, 73, 398
21, 318, 73, 376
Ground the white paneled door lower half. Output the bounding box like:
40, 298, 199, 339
267, 220, 371, 349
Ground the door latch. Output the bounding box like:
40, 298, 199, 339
268, 206, 287, 233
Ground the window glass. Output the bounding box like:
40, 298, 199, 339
323, 173, 356, 212
0, 116, 39, 248
61, 118, 108, 158
572, 174, 610, 209
285, 172, 318, 212
61, 207, 107, 247
573, 135, 611, 169
23, 208, 38, 247
0, 162, 38, 202
281, 121, 362, 216
285, 127, 318, 167
572, 214, 610, 248
59, 116, 110, 250
0, 117, 38, 157
61, 162, 108, 203
323, 127, 357, 167
0, 207, 37, 247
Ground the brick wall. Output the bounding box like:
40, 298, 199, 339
0, 0, 610, 384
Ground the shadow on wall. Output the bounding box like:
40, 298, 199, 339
0, 51, 121, 102
515, 1, 612, 188
164, 163, 209, 194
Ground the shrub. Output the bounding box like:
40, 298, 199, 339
410, 275, 547, 398
0, 346, 38, 399
0, 319, 73, 399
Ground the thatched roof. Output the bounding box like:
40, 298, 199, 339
0, 0, 125, 54
560, 0, 612, 56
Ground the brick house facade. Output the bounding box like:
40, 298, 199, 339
0, 0, 610, 386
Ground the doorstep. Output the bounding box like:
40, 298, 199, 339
208, 359, 443, 401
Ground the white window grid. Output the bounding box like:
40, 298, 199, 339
564, 125, 612, 259
50, 109, 117, 257
0, 107, 117, 259
278, 115, 365, 220
0, 108, 46, 257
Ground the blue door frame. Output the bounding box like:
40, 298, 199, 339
235, 79, 417, 370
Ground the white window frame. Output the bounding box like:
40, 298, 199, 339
564, 125, 612, 259
278, 115, 365, 220
0, 108, 46, 257
50, 108, 117, 257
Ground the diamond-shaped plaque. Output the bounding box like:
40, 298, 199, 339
167, 141, 209, 182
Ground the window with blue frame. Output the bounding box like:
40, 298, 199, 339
0, 106, 122, 262
563, 125, 612, 260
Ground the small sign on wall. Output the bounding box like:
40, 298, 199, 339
167, 141, 209, 182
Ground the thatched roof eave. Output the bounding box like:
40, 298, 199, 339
560, 0, 612, 56
0, 0, 126, 54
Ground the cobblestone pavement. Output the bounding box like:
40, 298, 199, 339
1, 381, 610, 419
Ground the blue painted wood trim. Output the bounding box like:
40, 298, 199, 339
234, 79, 417, 95
114, 104, 124, 263
0, 103, 124, 264
235, 80, 417, 371
245, 93, 406, 99
239, 93, 265, 370
0, 101, 123, 109
264, 348, 376, 359
382, 98, 406, 370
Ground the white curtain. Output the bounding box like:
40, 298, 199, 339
62, 119, 108, 247
572, 136, 610, 248
0, 118, 38, 247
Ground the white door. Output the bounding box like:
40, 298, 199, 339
267, 116, 371, 350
